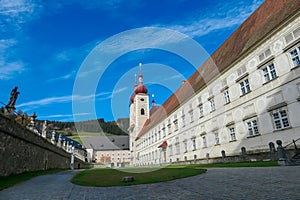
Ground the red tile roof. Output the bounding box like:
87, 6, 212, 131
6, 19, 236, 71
150, 105, 161, 116
136, 0, 300, 140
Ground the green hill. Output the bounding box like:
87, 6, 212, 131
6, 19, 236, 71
35, 118, 128, 144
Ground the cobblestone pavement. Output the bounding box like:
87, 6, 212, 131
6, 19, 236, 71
1, 166, 300, 200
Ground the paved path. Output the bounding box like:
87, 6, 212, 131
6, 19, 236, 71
1, 166, 300, 200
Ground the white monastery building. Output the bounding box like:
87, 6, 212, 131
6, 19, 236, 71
84, 136, 130, 167
128, 0, 300, 166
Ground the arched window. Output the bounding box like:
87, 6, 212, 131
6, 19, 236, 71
141, 108, 145, 115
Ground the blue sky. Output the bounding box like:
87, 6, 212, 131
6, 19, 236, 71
0, 0, 264, 122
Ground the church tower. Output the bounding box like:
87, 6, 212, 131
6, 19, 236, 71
128, 63, 149, 165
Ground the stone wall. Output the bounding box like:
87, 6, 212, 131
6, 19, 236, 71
0, 114, 89, 176
170, 148, 297, 165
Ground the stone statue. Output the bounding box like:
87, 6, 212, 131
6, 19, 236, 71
276, 140, 286, 166
7, 86, 20, 109
51, 131, 56, 144
57, 134, 62, 147
27, 112, 37, 131
63, 139, 66, 150
66, 141, 70, 152
42, 120, 47, 138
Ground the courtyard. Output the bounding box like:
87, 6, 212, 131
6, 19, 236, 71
1, 166, 299, 200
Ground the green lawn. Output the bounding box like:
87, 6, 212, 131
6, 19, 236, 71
71, 165, 207, 187
0, 169, 65, 191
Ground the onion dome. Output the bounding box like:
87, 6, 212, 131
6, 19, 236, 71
134, 84, 148, 94
130, 95, 134, 103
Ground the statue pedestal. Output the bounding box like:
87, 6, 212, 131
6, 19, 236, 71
4, 107, 15, 116
278, 159, 287, 166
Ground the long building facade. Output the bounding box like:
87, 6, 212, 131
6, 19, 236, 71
129, 0, 300, 166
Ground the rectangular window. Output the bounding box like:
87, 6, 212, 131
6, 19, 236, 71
182, 115, 186, 127
237, 66, 247, 76
184, 141, 187, 153
240, 78, 251, 95
189, 111, 194, 123
271, 109, 290, 130
192, 138, 196, 151
259, 48, 272, 62
167, 123, 171, 134
175, 143, 180, 155
214, 132, 220, 145
174, 119, 178, 131
202, 136, 207, 148
162, 127, 166, 137
246, 119, 259, 136
229, 127, 236, 141
285, 27, 300, 44
169, 145, 173, 156
290, 46, 300, 68
224, 90, 230, 104
262, 63, 277, 82
210, 98, 215, 112
158, 130, 161, 140
199, 105, 204, 118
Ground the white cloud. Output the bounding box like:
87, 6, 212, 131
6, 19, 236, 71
17, 87, 128, 108
95, 28, 188, 55
17, 95, 73, 108
39, 112, 90, 119
49, 0, 129, 11
0, 0, 41, 80
0, 61, 25, 80
54, 44, 93, 63
0, 39, 25, 80
164, 74, 182, 81
0, 0, 41, 30
0, 39, 16, 51
157, 0, 264, 38
112, 87, 127, 95
47, 70, 76, 82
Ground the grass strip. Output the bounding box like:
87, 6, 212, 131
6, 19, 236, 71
0, 169, 64, 191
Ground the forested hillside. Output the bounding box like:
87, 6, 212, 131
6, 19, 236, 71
36, 118, 128, 136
